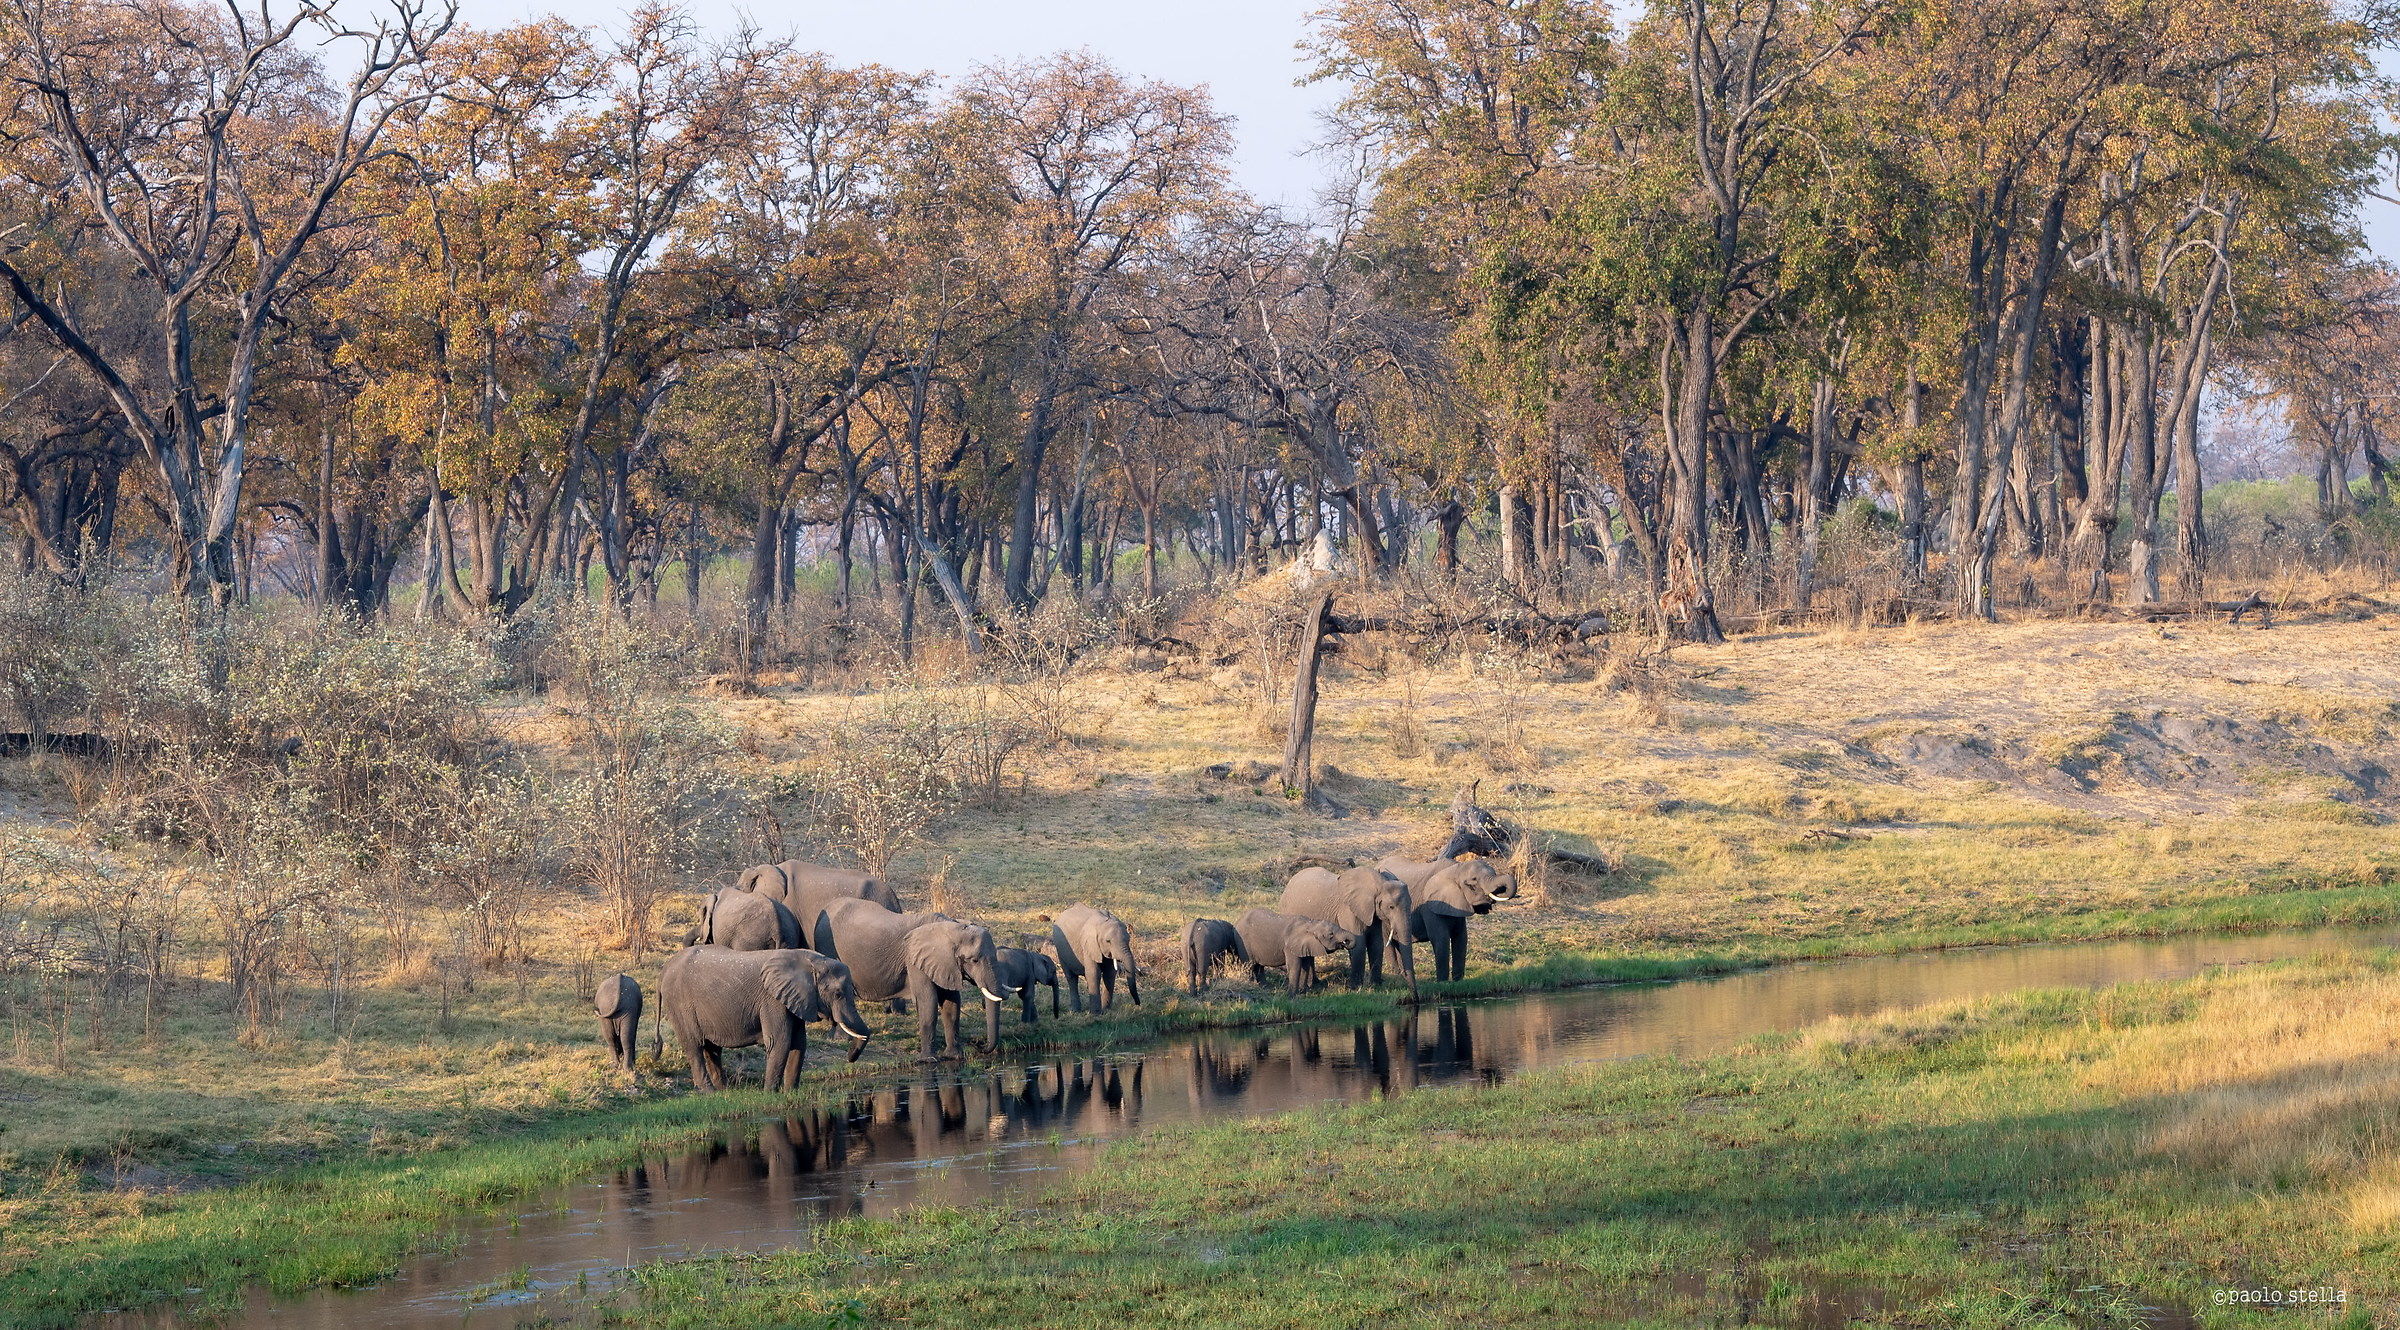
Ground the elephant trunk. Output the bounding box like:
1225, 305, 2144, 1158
984, 995, 1001, 1051
832, 995, 873, 1061
1119, 947, 1142, 1006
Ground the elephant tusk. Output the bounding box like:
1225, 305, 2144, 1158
837, 1021, 872, 1041
979, 986, 1007, 1004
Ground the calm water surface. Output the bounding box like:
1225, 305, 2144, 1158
101, 924, 2395, 1329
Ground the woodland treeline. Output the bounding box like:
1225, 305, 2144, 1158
2, 0, 2398, 648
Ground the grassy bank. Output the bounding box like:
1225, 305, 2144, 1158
8, 876, 2398, 1328
599, 951, 2400, 1329
0, 1084, 864, 1330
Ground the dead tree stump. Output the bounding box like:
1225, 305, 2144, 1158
1280, 592, 1336, 796
1438, 781, 1512, 859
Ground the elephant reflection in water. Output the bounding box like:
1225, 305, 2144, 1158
1185, 1041, 1261, 1103
992, 1058, 1147, 1137
754, 1113, 869, 1220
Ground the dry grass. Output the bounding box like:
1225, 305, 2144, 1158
694, 613, 2400, 964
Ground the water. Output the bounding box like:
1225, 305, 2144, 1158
102, 924, 2394, 1329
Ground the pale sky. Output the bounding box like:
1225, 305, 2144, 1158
493, 0, 1347, 210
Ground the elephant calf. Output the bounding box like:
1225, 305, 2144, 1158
1235, 908, 1359, 997
660, 945, 872, 1092
1050, 904, 1142, 1014
994, 946, 1061, 1024
1180, 917, 1250, 992
595, 973, 643, 1072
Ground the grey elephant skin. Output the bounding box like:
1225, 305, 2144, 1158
814, 898, 1008, 1059
1234, 908, 1358, 996
594, 972, 643, 1071
659, 945, 871, 1091
739, 859, 904, 935
994, 945, 1061, 1024
1377, 854, 1518, 982
1049, 904, 1142, 1013
1180, 917, 1250, 992
700, 887, 802, 951
1280, 865, 1417, 995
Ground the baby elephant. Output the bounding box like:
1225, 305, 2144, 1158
994, 946, 1062, 1024
1180, 917, 1250, 992
1235, 908, 1359, 997
1050, 904, 1142, 1014
595, 973, 643, 1072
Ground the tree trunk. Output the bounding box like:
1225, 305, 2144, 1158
1280, 592, 1335, 797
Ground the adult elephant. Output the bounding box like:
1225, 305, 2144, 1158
739, 859, 904, 931
1376, 855, 1518, 983
1180, 917, 1250, 992
1233, 908, 1357, 996
699, 888, 802, 951
594, 973, 643, 1072
813, 899, 1008, 1060
1281, 865, 1417, 997
1050, 905, 1142, 1014
659, 945, 871, 1092
994, 946, 1061, 1024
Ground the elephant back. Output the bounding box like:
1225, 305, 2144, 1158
815, 900, 937, 1001
1280, 866, 1363, 932
1234, 907, 1291, 969
705, 888, 802, 950
1373, 854, 1442, 892
595, 972, 641, 1018
737, 862, 793, 902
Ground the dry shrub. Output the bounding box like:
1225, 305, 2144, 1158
1384, 668, 1428, 760
545, 607, 754, 958
1598, 640, 1679, 728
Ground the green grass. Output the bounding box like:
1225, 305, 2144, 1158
0, 1084, 861, 1330
594, 952, 2400, 1329
8, 875, 2398, 1328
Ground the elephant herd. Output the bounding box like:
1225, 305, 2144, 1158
593, 851, 1518, 1092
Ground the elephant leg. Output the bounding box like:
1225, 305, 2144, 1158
1020, 989, 1036, 1025
911, 974, 941, 1061
1049, 982, 1060, 1018
1366, 925, 1386, 985
1291, 957, 1310, 997
682, 1037, 713, 1090
1447, 923, 1467, 983
940, 996, 964, 1061
1347, 939, 1368, 989
1251, 963, 1270, 988
1095, 962, 1112, 1014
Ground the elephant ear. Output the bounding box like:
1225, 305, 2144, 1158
699, 891, 721, 943
595, 974, 631, 1017
907, 923, 968, 992
763, 954, 826, 1020
1036, 954, 1059, 984
738, 864, 786, 896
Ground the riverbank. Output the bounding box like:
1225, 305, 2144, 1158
7, 879, 2398, 1329
600, 949, 2400, 1329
